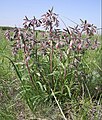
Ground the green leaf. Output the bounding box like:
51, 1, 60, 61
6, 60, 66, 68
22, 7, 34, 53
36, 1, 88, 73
64, 85, 71, 98
3, 55, 22, 81
36, 81, 44, 92
48, 70, 59, 76
36, 72, 41, 77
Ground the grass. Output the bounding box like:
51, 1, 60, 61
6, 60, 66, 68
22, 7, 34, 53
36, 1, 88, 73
0, 29, 34, 120
0, 8, 102, 119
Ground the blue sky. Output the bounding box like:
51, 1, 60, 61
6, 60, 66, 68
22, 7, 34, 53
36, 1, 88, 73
0, 0, 101, 29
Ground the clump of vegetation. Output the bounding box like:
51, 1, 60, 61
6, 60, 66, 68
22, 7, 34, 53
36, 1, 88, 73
0, 26, 14, 31
1, 8, 102, 119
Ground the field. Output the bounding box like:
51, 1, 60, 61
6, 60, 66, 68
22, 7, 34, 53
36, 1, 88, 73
0, 9, 102, 120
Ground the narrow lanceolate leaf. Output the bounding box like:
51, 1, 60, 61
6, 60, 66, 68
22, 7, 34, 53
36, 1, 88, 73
36, 81, 44, 92
3, 55, 22, 81
65, 85, 71, 98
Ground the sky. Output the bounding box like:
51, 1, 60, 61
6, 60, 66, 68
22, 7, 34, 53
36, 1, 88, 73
0, 0, 101, 30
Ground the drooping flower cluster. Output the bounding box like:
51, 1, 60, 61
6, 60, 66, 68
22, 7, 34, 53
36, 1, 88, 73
41, 7, 59, 30
64, 20, 99, 53
5, 27, 37, 61
5, 8, 100, 64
